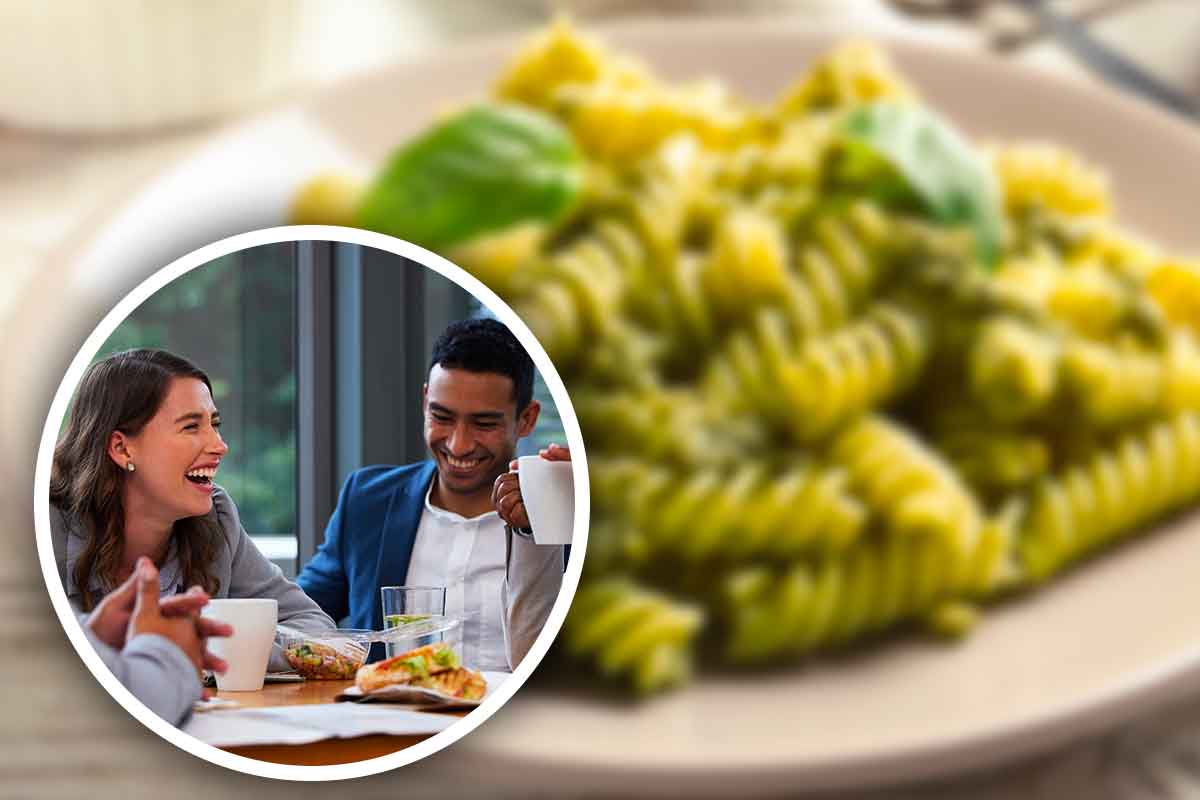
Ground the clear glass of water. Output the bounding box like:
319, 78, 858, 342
380, 585, 447, 658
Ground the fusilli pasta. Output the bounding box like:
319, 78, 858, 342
295, 21, 1200, 693
1020, 412, 1200, 581
564, 578, 705, 692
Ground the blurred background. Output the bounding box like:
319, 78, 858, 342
2, 1, 1199, 798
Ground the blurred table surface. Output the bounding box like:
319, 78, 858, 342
3, 2, 1200, 799
210, 679, 463, 766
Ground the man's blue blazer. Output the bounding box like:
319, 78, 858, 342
297, 461, 437, 641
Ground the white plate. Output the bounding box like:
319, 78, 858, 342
10, 18, 1200, 795
338, 669, 508, 709
339, 684, 482, 709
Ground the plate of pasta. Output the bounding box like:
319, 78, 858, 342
16, 16, 1200, 794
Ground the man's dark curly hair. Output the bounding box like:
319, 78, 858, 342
428, 318, 535, 413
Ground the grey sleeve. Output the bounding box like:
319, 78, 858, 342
84, 625, 202, 726
216, 490, 336, 671
501, 530, 564, 671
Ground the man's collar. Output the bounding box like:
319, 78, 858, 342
423, 477, 500, 524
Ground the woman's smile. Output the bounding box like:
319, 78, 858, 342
184, 462, 220, 493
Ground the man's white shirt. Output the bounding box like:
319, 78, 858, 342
406, 481, 562, 672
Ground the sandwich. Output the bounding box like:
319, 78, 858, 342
354, 642, 487, 699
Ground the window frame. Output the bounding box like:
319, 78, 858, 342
292, 244, 473, 569
293, 241, 336, 577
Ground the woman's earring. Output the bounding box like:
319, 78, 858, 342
126, 462, 136, 473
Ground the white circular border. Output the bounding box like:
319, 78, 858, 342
32, 225, 590, 781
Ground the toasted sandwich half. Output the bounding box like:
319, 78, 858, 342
355, 642, 467, 693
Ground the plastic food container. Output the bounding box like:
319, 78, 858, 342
280, 628, 371, 680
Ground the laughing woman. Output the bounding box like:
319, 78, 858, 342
50, 349, 334, 670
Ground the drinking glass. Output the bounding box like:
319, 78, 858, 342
380, 585, 447, 658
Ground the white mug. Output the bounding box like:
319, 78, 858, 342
517, 455, 575, 546
200, 598, 278, 691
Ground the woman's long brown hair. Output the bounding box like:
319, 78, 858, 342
50, 349, 224, 610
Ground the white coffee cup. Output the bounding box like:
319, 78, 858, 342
517, 455, 575, 546
200, 598, 278, 691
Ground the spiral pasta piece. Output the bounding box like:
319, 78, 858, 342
506, 216, 644, 366
1165, 332, 1200, 410
1047, 264, 1139, 338
590, 456, 868, 562
831, 416, 984, 554
450, 223, 547, 296
787, 202, 898, 334
968, 316, 1059, 422
962, 317, 1200, 429
553, 78, 752, 163
938, 430, 1050, 494
700, 208, 793, 323
289, 172, 366, 228
574, 389, 705, 465
1059, 334, 1200, 425
599, 139, 727, 350
501, 22, 753, 164
1148, 259, 1200, 334
495, 37, 758, 363
1067, 220, 1160, 284
564, 578, 705, 693
714, 116, 834, 199
1020, 413, 1200, 581
1061, 338, 1162, 424
990, 143, 1111, 218
649, 200, 897, 356
915, 400, 1052, 494
573, 383, 762, 467
712, 302, 929, 441
621, 135, 712, 263
990, 253, 1164, 346
721, 504, 1016, 663
495, 18, 649, 110
991, 254, 1066, 315
568, 317, 664, 391
583, 517, 652, 576
775, 40, 916, 115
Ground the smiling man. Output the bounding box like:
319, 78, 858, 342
297, 319, 565, 672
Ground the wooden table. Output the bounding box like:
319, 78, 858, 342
214, 679, 465, 766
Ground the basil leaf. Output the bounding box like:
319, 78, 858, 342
843, 102, 1004, 268
356, 104, 584, 248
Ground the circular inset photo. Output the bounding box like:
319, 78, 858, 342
32, 226, 588, 780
